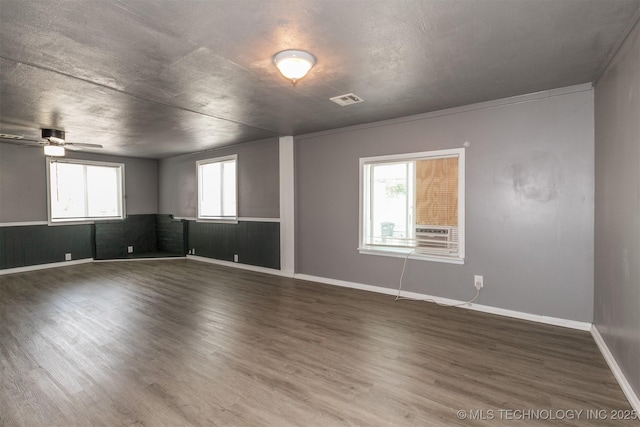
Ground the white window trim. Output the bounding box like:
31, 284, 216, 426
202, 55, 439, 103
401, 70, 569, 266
46, 158, 126, 225
358, 147, 465, 264
196, 154, 238, 222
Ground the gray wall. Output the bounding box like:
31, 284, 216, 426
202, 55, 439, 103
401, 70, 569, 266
158, 138, 279, 218
594, 20, 640, 398
296, 86, 594, 322
0, 142, 158, 222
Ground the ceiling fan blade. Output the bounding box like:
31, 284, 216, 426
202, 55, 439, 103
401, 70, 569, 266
65, 142, 103, 148
0, 135, 44, 145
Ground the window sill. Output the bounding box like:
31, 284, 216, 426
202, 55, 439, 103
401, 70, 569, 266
48, 217, 125, 226
358, 247, 464, 265
196, 218, 239, 224
48, 220, 96, 226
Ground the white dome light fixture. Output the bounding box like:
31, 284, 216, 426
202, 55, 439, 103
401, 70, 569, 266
273, 49, 316, 86
44, 144, 65, 157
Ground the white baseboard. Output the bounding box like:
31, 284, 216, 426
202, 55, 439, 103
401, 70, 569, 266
187, 255, 294, 278
93, 257, 186, 263
591, 326, 640, 412
1, 256, 591, 333
3, 255, 635, 412
1, 256, 185, 275
0, 258, 93, 275
459, 298, 593, 331
293, 273, 592, 331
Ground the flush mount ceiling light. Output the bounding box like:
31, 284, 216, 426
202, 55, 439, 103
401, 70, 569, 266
44, 144, 65, 157
273, 49, 316, 86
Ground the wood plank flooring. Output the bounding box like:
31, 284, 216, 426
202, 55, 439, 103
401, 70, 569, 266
0, 260, 636, 426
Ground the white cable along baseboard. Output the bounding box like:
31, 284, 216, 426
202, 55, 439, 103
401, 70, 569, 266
293, 273, 592, 331
2, 255, 591, 330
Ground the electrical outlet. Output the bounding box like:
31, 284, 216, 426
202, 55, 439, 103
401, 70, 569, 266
474, 275, 484, 290
65, 253, 72, 261
233, 254, 239, 262
127, 246, 134, 254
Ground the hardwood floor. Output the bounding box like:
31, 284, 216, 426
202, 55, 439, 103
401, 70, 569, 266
0, 260, 635, 426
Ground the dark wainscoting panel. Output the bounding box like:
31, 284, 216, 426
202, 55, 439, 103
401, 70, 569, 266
157, 215, 187, 255
188, 220, 280, 270
0, 216, 274, 270
0, 224, 94, 269
95, 214, 158, 260
125, 215, 158, 254
95, 220, 126, 259
238, 222, 280, 269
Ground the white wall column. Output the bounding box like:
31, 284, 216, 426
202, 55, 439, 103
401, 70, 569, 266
279, 136, 295, 275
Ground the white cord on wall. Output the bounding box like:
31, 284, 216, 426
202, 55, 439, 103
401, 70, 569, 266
395, 249, 480, 307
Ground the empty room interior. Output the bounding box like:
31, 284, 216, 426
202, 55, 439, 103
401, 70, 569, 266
1, 1, 640, 425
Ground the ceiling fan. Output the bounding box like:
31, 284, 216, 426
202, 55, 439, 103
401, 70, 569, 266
0, 128, 103, 156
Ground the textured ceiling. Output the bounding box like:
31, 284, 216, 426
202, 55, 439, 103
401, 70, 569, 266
1, 0, 639, 158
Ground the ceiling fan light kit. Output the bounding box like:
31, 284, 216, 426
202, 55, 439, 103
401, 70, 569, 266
273, 49, 316, 86
43, 144, 65, 157
41, 128, 66, 156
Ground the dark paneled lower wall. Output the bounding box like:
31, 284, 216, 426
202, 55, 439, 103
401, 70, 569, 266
157, 215, 187, 255
0, 224, 94, 269
1, 215, 188, 269
188, 220, 280, 270
95, 221, 126, 259
126, 215, 158, 254
95, 214, 158, 259
0, 217, 275, 270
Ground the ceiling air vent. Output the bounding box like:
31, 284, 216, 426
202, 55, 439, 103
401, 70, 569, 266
329, 93, 364, 106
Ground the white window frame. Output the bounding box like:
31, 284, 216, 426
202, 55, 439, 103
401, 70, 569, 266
358, 148, 465, 264
197, 154, 238, 223
46, 158, 126, 224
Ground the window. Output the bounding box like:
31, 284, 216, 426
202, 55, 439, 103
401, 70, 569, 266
359, 148, 465, 264
48, 159, 125, 223
197, 155, 237, 221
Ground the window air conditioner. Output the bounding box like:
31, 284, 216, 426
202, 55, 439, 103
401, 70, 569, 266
414, 225, 457, 253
